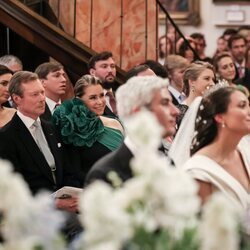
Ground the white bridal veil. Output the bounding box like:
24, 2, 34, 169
169, 97, 202, 168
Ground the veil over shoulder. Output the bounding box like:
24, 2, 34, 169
169, 97, 202, 168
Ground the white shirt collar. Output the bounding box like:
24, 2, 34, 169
235, 60, 246, 68
46, 97, 61, 113
104, 89, 115, 112
168, 85, 185, 104
17, 111, 41, 129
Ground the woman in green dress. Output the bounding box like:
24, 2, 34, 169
53, 75, 124, 186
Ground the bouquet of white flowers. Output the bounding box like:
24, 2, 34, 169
76, 110, 246, 250
0, 110, 249, 250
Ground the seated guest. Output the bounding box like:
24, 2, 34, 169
0, 66, 16, 127
213, 52, 249, 96
165, 55, 189, 105
158, 34, 174, 65
177, 61, 215, 127
213, 52, 237, 86
182, 86, 250, 209
85, 75, 180, 186
35, 62, 67, 121
213, 35, 228, 59
0, 54, 23, 73
177, 37, 196, 63
125, 64, 155, 81
143, 59, 168, 78
0, 55, 23, 108
190, 32, 212, 63
88, 51, 118, 116
0, 71, 79, 194
53, 75, 124, 186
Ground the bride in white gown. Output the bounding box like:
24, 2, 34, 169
178, 86, 250, 209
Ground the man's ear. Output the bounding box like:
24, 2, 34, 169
39, 78, 46, 87
12, 94, 21, 106
89, 68, 95, 76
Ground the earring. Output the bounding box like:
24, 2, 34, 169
191, 86, 195, 93
222, 123, 225, 128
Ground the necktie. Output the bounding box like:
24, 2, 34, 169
54, 103, 60, 110
238, 66, 244, 78
32, 120, 56, 183
179, 94, 185, 103
106, 91, 117, 114
52, 103, 60, 114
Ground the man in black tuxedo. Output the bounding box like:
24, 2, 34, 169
85, 75, 180, 186
0, 71, 79, 194
35, 62, 67, 122
88, 51, 119, 117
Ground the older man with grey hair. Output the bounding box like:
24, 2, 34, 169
85, 75, 179, 186
0, 55, 23, 73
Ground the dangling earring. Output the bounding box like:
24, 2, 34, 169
191, 86, 195, 93
222, 122, 225, 128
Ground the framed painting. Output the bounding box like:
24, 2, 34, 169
158, 0, 200, 26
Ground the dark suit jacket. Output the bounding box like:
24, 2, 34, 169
235, 67, 250, 91
40, 103, 52, 122
84, 142, 133, 186
65, 141, 112, 186
84, 141, 175, 187
169, 92, 179, 106
0, 114, 79, 194
103, 105, 118, 118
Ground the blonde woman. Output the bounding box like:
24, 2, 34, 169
177, 61, 215, 127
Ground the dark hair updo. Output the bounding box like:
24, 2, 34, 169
190, 86, 241, 155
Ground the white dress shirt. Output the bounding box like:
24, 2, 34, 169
46, 97, 61, 114
168, 85, 186, 104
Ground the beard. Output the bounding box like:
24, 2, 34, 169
102, 81, 118, 90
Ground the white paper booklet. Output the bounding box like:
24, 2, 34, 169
53, 186, 83, 199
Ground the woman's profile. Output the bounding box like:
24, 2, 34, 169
182, 86, 250, 209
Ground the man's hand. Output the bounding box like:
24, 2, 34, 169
55, 196, 79, 213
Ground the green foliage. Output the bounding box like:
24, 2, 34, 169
123, 227, 199, 250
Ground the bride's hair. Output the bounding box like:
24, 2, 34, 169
190, 87, 239, 155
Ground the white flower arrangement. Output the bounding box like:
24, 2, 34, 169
0, 159, 66, 250
0, 110, 249, 250
199, 193, 241, 250
76, 110, 250, 250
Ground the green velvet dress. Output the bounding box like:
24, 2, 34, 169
53, 98, 123, 149
52, 98, 124, 184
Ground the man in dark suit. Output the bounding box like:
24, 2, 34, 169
85, 75, 180, 186
35, 62, 67, 121
229, 34, 250, 90
88, 51, 119, 117
165, 55, 189, 106
0, 71, 79, 194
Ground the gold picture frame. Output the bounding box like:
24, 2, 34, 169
159, 0, 200, 26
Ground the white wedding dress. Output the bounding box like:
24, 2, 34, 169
182, 137, 250, 209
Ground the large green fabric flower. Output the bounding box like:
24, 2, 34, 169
52, 98, 104, 147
